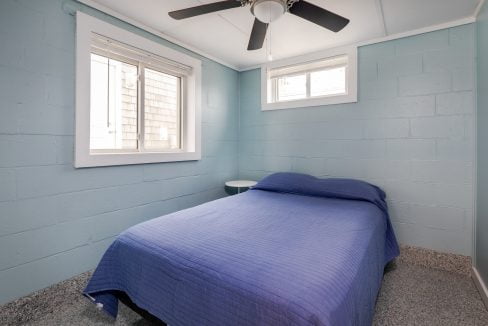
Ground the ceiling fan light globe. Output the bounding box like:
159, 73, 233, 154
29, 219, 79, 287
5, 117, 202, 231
251, 0, 286, 24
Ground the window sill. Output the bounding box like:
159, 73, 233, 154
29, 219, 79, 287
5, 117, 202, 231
262, 93, 357, 111
74, 151, 201, 168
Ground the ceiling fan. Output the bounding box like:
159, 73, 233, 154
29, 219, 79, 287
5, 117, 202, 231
168, 0, 350, 51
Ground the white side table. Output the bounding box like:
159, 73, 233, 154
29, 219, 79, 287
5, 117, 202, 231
225, 180, 257, 195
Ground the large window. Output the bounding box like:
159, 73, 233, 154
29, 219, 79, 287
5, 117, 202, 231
262, 47, 357, 110
76, 12, 201, 167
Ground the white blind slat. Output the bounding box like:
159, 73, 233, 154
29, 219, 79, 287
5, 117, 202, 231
269, 55, 348, 79
91, 33, 193, 76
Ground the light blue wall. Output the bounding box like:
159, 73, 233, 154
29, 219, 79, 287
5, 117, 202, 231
0, 0, 479, 306
239, 25, 476, 257
477, 1, 488, 284
0, 0, 239, 304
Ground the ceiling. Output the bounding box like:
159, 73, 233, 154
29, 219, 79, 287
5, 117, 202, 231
83, 0, 481, 70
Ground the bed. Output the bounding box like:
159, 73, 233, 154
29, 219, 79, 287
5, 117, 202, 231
84, 172, 399, 326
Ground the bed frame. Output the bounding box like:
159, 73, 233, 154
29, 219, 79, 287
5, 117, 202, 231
115, 291, 167, 325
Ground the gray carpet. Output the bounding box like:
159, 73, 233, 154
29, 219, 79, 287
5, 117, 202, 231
1, 262, 487, 325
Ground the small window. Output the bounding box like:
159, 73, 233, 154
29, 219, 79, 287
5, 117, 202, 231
262, 47, 357, 111
76, 12, 201, 168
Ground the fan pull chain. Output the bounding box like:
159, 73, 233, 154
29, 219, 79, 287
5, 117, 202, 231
267, 29, 273, 61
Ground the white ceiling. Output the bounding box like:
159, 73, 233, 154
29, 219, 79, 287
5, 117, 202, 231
84, 0, 481, 70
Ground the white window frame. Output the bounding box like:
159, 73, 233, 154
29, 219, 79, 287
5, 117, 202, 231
75, 11, 202, 168
261, 46, 357, 111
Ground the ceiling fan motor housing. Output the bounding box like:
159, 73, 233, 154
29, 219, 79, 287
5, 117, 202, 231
251, 0, 287, 23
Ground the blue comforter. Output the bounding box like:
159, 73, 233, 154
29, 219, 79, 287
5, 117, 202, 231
84, 173, 399, 326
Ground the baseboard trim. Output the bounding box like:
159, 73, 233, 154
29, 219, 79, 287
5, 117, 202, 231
472, 266, 488, 310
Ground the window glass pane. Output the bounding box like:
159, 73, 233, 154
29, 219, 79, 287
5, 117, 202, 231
144, 68, 180, 150
89, 53, 138, 151
277, 74, 306, 101
310, 66, 346, 97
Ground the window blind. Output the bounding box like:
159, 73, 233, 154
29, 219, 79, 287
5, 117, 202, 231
91, 33, 193, 77
268, 54, 348, 79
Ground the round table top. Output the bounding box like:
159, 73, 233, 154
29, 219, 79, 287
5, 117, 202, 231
225, 180, 257, 188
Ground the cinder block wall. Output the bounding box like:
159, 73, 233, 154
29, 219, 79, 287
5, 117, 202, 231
0, 0, 477, 306
0, 0, 239, 304
239, 25, 476, 257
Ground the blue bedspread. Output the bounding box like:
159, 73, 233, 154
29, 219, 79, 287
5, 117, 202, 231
84, 173, 399, 326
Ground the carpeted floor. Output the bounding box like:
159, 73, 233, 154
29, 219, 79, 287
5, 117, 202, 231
1, 261, 487, 325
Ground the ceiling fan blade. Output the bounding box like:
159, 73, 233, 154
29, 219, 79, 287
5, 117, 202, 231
247, 19, 268, 51
288, 1, 349, 32
169, 1, 242, 20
